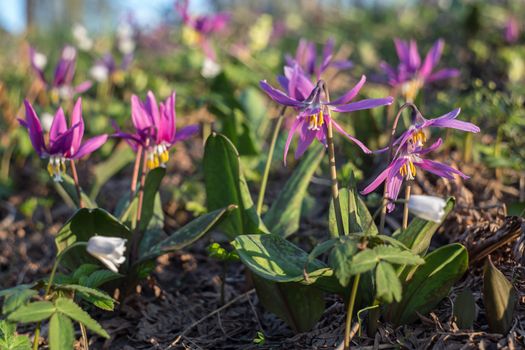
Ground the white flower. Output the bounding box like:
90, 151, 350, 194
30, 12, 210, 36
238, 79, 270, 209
32, 52, 47, 70
87, 236, 127, 272
201, 58, 221, 79
41, 112, 54, 132
408, 195, 446, 223
90, 64, 109, 82
118, 38, 136, 55
72, 24, 93, 51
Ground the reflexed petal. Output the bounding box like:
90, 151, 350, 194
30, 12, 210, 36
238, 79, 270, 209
327, 75, 366, 105
71, 134, 108, 159
331, 119, 372, 153
415, 159, 469, 180
21, 100, 46, 156
74, 81, 92, 94
331, 97, 394, 113
295, 122, 317, 159
419, 39, 444, 78
259, 80, 304, 107
386, 172, 404, 212
422, 108, 480, 133
361, 162, 394, 195
426, 68, 460, 83
283, 118, 301, 165
417, 138, 443, 155
174, 124, 200, 143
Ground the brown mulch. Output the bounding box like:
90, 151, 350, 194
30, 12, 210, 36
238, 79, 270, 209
1, 149, 525, 349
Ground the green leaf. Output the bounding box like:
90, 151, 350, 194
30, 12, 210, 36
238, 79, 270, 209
386, 243, 468, 325
453, 288, 477, 329
329, 186, 377, 237
8, 301, 55, 323
2, 289, 38, 315
252, 274, 325, 333
483, 257, 518, 334
348, 249, 378, 275
375, 261, 402, 303
55, 208, 131, 270
373, 246, 425, 265
0, 284, 35, 298
232, 234, 341, 293
55, 174, 97, 209
328, 237, 359, 287
83, 270, 122, 289
203, 133, 268, 238
394, 197, 455, 255
139, 206, 234, 261
0, 320, 31, 350
72, 264, 101, 282
90, 143, 135, 199
54, 298, 109, 338
263, 143, 324, 238
48, 313, 74, 350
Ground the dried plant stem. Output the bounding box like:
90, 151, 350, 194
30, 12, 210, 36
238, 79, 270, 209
80, 323, 89, 350
344, 274, 361, 350
130, 146, 143, 194
70, 160, 84, 208
256, 106, 286, 215
130, 142, 149, 263
402, 184, 412, 230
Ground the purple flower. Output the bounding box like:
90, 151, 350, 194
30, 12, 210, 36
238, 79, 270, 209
380, 39, 459, 101
29, 46, 92, 100
361, 138, 468, 212
114, 91, 199, 169
285, 38, 353, 80
391, 108, 480, 156
176, 0, 230, 61
260, 64, 393, 163
19, 98, 108, 181
504, 16, 520, 44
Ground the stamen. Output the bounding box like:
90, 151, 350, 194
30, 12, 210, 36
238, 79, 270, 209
47, 156, 67, 182
307, 112, 324, 131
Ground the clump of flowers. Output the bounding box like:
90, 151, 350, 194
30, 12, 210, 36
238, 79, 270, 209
381, 39, 459, 101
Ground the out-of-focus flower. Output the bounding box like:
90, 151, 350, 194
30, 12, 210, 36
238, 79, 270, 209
362, 138, 468, 212
116, 22, 137, 55
381, 39, 459, 101
19, 99, 108, 181
408, 195, 446, 222
114, 91, 199, 169
201, 57, 221, 78
248, 14, 273, 52
87, 236, 127, 273
176, 0, 230, 61
29, 45, 92, 100
504, 16, 520, 44
72, 24, 93, 51
286, 38, 352, 80
390, 108, 480, 155
260, 64, 393, 163
90, 53, 133, 83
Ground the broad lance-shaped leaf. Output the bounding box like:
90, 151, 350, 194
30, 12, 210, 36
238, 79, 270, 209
329, 184, 378, 237
55, 208, 131, 271
55, 174, 97, 209
49, 313, 74, 350
137, 206, 236, 262
394, 197, 455, 255
483, 257, 518, 334
264, 143, 324, 238
386, 243, 468, 325
232, 234, 342, 294
252, 274, 325, 333
453, 288, 477, 329
204, 133, 268, 238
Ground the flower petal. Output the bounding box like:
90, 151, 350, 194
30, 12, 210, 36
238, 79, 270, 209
70, 98, 85, 154
71, 134, 108, 159
331, 97, 394, 113
426, 68, 460, 83
283, 118, 301, 166
327, 75, 366, 106
415, 159, 469, 180
419, 39, 444, 78
49, 107, 68, 144
21, 100, 46, 156
259, 80, 304, 107
174, 124, 200, 143
331, 119, 371, 153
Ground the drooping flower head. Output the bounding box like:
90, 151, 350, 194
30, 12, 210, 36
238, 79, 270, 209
391, 107, 480, 156
87, 236, 127, 273
114, 91, 199, 169
176, 0, 230, 61
29, 45, 92, 101
380, 39, 459, 102
408, 195, 446, 223
285, 38, 353, 80
19, 98, 108, 181
362, 138, 468, 212
260, 64, 393, 163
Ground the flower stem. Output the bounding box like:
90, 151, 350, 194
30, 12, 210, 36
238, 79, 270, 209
130, 142, 149, 263
130, 145, 143, 194
344, 274, 361, 350
256, 106, 286, 215
320, 80, 345, 236
33, 242, 88, 350
69, 160, 84, 209
402, 184, 411, 230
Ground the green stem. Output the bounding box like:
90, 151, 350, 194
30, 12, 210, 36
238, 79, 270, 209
33, 242, 88, 350
256, 106, 286, 215
402, 184, 411, 230
344, 274, 361, 350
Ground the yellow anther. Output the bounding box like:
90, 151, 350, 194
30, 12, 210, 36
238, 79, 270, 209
399, 163, 407, 177
307, 112, 324, 131
160, 150, 169, 164
47, 162, 54, 177
409, 160, 416, 177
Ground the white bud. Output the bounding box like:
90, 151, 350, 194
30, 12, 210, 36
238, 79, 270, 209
118, 38, 136, 55
201, 58, 221, 79
62, 46, 77, 60
33, 52, 47, 70
90, 64, 109, 82
408, 195, 446, 223
87, 236, 127, 273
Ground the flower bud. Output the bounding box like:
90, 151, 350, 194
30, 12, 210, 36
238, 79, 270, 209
408, 195, 446, 223
87, 236, 127, 272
